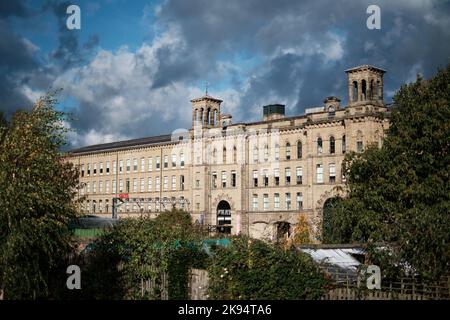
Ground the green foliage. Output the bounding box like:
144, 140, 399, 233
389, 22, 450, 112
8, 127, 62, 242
207, 235, 328, 299
0, 92, 81, 299
81, 209, 207, 299
325, 65, 450, 280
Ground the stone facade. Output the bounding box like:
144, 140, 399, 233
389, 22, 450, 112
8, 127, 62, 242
67, 65, 390, 242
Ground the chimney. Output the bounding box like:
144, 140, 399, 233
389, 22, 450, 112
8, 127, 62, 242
263, 104, 285, 121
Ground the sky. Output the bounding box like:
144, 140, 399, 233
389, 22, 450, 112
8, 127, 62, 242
1, 0, 449, 149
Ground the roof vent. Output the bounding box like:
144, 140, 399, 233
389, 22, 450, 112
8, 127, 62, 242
263, 104, 285, 121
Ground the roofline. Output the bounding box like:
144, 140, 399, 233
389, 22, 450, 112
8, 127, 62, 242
345, 65, 386, 73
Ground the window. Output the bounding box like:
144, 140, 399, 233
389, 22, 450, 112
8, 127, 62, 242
93, 163, 97, 176
285, 193, 291, 210
113, 161, 117, 174
156, 157, 160, 169
342, 135, 346, 153
212, 148, 217, 164
253, 146, 258, 163
196, 179, 200, 187
296, 167, 303, 185
330, 136, 335, 154
148, 177, 152, 191
285, 168, 291, 185
93, 181, 96, 193
263, 170, 269, 187
106, 161, 110, 174
148, 158, 153, 171
252, 194, 258, 211
263, 194, 269, 210
296, 192, 303, 209
133, 159, 138, 172
99, 181, 103, 193
253, 170, 258, 187
141, 158, 145, 172
264, 145, 269, 162
274, 193, 280, 209
329, 163, 336, 183
357, 131, 364, 152
163, 176, 168, 191
113, 180, 116, 193
180, 153, 185, 168
275, 144, 280, 161
274, 168, 280, 186
316, 164, 323, 183
119, 179, 123, 192
297, 141, 302, 159
212, 172, 217, 188
164, 156, 168, 169
156, 177, 160, 191
317, 137, 323, 155
233, 146, 237, 164
172, 176, 176, 190
221, 171, 227, 188
156, 198, 160, 211
99, 162, 103, 175
231, 171, 236, 187
133, 178, 137, 192
286, 142, 291, 160
87, 163, 91, 176
222, 147, 227, 164
119, 160, 124, 173
172, 154, 176, 168
86, 182, 90, 193
126, 159, 130, 173
81, 164, 85, 177
106, 180, 110, 194
140, 178, 145, 192
180, 175, 185, 190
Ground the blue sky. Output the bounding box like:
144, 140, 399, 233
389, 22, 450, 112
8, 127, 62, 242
1, 0, 450, 148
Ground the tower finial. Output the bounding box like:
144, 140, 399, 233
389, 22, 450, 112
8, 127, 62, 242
204, 81, 209, 95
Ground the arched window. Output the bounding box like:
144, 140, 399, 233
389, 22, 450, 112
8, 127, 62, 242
194, 108, 198, 121
370, 80, 374, 99
233, 146, 237, 163
253, 146, 258, 163
223, 147, 227, 164
264, 144, 269, 162
206, 108, 211, 125
317, 137, 323, 155
275, 144, 280, 160
342, 135, 346, 153
352, 81, 358, 102
329, 136, 335, 154
297, 141, 302, 159
356, 131, 363, 152
377, 80, 382, 99
362, 79, 367, 100
286, 142, 291, 160
199, 108, 204, 124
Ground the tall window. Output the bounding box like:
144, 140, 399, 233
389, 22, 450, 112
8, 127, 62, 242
93, 163, 97, 176
148, 158, 153, 171
316, 164, 323, 184
263, 194, 269, 210
119, 179, 123, 192
163, 176, 168, 191
164, 155, 168, 168
86, 163, 91, 176
317, 137, 323, 155
296, 193, 303, 209
133, 178, 137, 192
221, 171, 227, 188
81, 164, 85, 177
212, 148, 217, 164
180, 175, 185, 190
126, 159, 130, 173
87, 182, 90, 193
156, 157, 160, 169
113, 161, 117, 174
156, 177, 160, 191
148, 177, 152, 191
99, 162, 103, 175
342, 135, 346, 153
233, 146, 237, 164
140, 178, 145, 192
274, 193, 280, 209
285, 193, 291, 210
297, 141, 302, 159
274, 168, 280, 186
231, 171, 236, 187
253, 146, 258, 163
133, 159, 138, 172
275, 144, 280, 161
126, 179, 130, 192
263, 170, 269, 187
106, 180, 110, 193
172, 176, 176, 190
286, 142, 291, 160
296, 167, 303, 185
253, 170, 258, 187
106, 161, 110, 175
329, 136, 335, 154
172, 154, 177, 168
212, 172, 217, 188
252, 194, 258, 211
119, 160, 123, 173
264, 144, 269, 162
180, 153, 185, 168
357, 131, 364, 152
285, 167, 291, 185
329, 163, 336, 183
112, 180, 116, 193
223, 147, 227, 164
99, 181, 103, 193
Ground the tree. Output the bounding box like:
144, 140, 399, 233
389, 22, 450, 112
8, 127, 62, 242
0, 92, 81, 299
328, 65, 450, 280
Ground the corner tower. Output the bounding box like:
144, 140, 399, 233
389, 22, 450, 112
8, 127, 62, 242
345, 65, 386, 106
191, 94, 223, 128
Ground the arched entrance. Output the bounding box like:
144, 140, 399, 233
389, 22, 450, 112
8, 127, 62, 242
322, 197, 345, 243
217, 200, 232, 234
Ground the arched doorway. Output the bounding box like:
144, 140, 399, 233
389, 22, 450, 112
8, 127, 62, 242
322, 197, 345, 243
217, 200, 232, 234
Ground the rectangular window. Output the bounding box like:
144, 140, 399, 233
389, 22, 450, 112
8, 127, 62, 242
87, 163, 91, 176
119, 179, 123, 192
156, 157, 160, 169
263, 194, 269, 210
274, 193, 280, 209
148, 177, 152, 191
140, 158, 145, 172
275, 145, 280, 161
329, 163, 336, 183
263, 170, 269, 187
252, 194, 258, 211
81, 164, 85, 177
253, 147, 258, 163
274, 168, 280, 186
126, 159, 130, 173
133, 159, 138, 172
113, 180, 116, 193
99, 181, 103, 193
231, 171, 236, 187
106, 180, 110, 194
172, 175, 176, 191
99, 162, 103, 175
126, 179, 130, 192
148, 158, 153, 171
156, 177, 160, 191
316, 164, 323, 184
140, 178, 145, 192
196, 180, 200, 188
133, 178, 137, 192
180, 175, 185, 190
285, 193, 291, 210
221, 171, 227, 188
296, 192, 303, 209
164, 155, 168, 169
172, 154, 176, 168
106, 161, 110, 175
264, 146, 269, 162
212, 172, 217, 188
180, 153, 185, 168
93, 163, 97, 176
357, 141, 364, 152
93, 181, 96, 193
119, 160, 123, 173
163, 176, 168, 191
86, 182, 90, 193
253, 170, 258, 187
296, 167, 303, 185
285, 168, 291, 185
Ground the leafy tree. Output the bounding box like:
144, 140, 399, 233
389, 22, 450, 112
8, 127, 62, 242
207, 235, 328, 299
326, 65, 450, 280
0, 92, 80, 299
